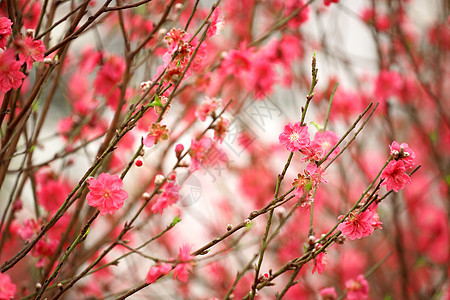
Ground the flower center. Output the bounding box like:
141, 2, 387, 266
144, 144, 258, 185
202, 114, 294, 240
103, 189, 111, 199
289, 132, 299, 142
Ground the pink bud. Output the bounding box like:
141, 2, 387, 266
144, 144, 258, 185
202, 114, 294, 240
175, 144, 184, 158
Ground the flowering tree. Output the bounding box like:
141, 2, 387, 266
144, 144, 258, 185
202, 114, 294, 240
0, 0, 448, 299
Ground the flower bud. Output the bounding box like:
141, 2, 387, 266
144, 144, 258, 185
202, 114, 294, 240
154, 174, 165, 185
175, 144, 184, 159
135, 157, 144, 167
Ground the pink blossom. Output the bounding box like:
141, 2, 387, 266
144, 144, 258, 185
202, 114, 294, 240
173, 244, 194, 282
18, 218, 41, 241
0, 273, 16, 300
337, 211, 374, 240
79, 46, 103, 73
345, 274, 369, 300
368, 203, 383, 230
389, 141, 416, 168
0, 49, 26, 93
311, 130, 340, 161
279, 122, 310, 152
164, 28, 191, 56
220, 44, 253, 78
143, 123, 169, 147
207, 7, 225, 37
312, 250, 327, 275
213, 116, 230, 143
87, 173, 128, 216
319, 287, 337, 299
361, 8, 391, 32
292, 173, 312, 198
195, 96, 221, 121
0, 17, 13, 49
305, 163, 328, 186
37, 177, 72, 213
33, 237, 59, 267
189, 137, 213, 171
374, 70, 403, 102
151, 181, 180, 214
324, 0, 339, 6
93, 55, 125, 99
146, 263, 172, 284
245, 54, 276, 99
381, 160, 411, 192
17, 36, 46, 69
284, 0, 310, 28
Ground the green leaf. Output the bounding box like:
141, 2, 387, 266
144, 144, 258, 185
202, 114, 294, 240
445, 174, 450, 185
149, 94, 163, 107
171, 215, 182, 227
244, 221, 253, 230
29, 145, 35, 153
310, 121, 323, 131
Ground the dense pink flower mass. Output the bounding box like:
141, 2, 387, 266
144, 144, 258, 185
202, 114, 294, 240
0, 49, 26, 93
0, 273, 16, 299
381, 160, 411, 192
338, 211, 375, 240
87, 173, 128, 215
279, 122, 310, 152
146, 263, 172, 284
345, 274, 369, 300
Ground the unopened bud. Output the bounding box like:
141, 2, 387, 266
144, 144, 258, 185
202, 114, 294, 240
142, 192, 151, 200
26, 29, 35, 37
57, 283, 63, 290
336, 235, 346, 244
43, 57, 53, 64
174, 3, 184, 13
154, 174, 165, 185
175, 144, 184, 159
158, 28, 167, 37
308, 235, 315, 245
135, 157, 144, 167
275, 207, 286, 219
35, 283, 42, 290
226, 224, 233, 231
140, 80, 152, 92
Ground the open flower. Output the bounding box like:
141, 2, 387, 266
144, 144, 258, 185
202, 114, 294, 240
345, 274, 369, 300
173, 244, 194, 282
381, 160, 411, 192
146, 263, 172, 284
337, 211, 374, 240
87, 173, 128, 216
0, 273, 16, 300
279, 122, 310, 152
143, 123, 169, 147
